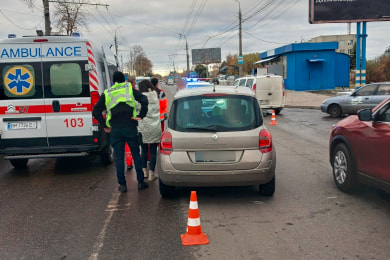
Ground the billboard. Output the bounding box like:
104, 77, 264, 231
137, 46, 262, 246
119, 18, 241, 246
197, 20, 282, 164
309, 0, 390, 23
191, 48, 221, 65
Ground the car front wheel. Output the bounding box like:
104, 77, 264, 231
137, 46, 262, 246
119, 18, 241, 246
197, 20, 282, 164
328, 104, 342, 118
332, 143, 357, 192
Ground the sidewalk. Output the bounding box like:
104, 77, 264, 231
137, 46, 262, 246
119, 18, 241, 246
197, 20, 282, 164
284, 90, 335, 109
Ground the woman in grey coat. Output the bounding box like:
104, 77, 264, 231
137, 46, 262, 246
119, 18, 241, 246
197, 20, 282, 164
138, 80, 161, 181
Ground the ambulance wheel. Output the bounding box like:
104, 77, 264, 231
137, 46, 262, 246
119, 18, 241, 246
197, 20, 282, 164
100, 145, 114, 165
10, 159, 29, 169
274, 108, 281, 115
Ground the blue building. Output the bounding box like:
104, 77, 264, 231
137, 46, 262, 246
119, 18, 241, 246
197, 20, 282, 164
258, 42, 350, 91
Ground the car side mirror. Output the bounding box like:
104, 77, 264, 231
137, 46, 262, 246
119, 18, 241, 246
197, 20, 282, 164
358, 109, 372, 121
262, 109, 268, 117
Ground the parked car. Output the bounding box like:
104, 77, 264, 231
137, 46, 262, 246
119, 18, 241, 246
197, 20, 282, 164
233, 75, 285, 114
329, 97, 390, 193
157, 86, 276, 198
321, 82, 390, 118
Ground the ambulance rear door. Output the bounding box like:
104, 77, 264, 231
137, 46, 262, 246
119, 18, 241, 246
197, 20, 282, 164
0, 42, 48, 151
41, 41, 94, 148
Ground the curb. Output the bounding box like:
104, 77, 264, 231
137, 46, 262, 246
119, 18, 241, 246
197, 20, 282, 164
284, 105, 320, 110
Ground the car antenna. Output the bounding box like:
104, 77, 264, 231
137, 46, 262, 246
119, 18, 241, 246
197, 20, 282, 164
213, 83, 216, 92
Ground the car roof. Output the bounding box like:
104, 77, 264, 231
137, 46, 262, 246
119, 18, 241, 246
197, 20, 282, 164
174, 86, 255, 99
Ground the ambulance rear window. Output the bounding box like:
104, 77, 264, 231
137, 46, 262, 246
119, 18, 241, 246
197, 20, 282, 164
50, 63, 83, 96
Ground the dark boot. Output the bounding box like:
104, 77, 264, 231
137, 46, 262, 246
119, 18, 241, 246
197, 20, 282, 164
138, 181, 149, 190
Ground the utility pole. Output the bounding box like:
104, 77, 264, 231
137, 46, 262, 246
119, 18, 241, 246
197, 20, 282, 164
179, 34, 190, 77
114, 26, 121, 56
186, 38, 190, 77
43, 0, 51, 35
43, 1, 109, 36
235, 0, 243, 77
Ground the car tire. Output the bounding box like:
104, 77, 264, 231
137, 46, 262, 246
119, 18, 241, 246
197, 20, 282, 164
274, 108, 282, 115
259, 177, 275, 196
328, 104, 342, 118
100, 145, 114, 165
159, 179, 176, 198
332, 143, 357, 192
10, 159, 29, 168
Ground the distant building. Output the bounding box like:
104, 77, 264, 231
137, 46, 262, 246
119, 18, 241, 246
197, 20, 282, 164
258, 42, 350, 91
308, 34, 356, 56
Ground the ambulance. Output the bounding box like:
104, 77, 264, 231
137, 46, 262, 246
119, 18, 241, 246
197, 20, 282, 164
0, 34, 118, 168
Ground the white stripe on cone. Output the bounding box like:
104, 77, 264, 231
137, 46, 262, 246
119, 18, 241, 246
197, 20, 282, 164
187, 217, 201, 227
189, 201, 198, 209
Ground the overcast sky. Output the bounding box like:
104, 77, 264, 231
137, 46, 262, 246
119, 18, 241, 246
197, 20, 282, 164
1, 0, 389, 75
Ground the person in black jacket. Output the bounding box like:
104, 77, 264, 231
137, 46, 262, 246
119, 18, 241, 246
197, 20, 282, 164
93, 71, 149, 192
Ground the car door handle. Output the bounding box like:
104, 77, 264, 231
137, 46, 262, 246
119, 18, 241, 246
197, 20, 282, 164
268, 92, 272, 96
364, 97, 369, 100
52, 100, 60, 112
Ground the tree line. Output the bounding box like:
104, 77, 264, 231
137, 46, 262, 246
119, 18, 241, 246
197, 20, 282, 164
366, 47, 390, 83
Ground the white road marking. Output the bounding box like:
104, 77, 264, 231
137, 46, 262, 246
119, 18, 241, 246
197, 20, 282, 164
88, 191, 121, 260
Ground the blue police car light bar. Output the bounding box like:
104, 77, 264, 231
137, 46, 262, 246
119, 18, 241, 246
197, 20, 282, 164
8, 34, 16, 38
72, 32, 81, 37
185, 78, 199, 82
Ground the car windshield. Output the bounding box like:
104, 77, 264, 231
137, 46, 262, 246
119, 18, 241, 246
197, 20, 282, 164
169, 94, 262, 132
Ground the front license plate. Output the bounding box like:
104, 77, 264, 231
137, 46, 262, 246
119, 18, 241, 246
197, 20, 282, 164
8, 121, 37, 130
195, 151, 236, 162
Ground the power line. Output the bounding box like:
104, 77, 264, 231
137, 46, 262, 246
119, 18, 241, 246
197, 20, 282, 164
47, 1, 109, 7
244, 31, 289, 45
0, 10, 43, 30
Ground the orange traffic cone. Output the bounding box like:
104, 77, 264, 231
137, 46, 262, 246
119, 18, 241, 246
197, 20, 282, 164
181, 191, 209, 246
270, 110, 277, 125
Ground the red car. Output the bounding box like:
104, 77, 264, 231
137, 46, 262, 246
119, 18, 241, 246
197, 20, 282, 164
329, 97, 390, 192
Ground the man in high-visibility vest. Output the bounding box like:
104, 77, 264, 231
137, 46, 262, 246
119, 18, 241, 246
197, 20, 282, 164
93, 71, 149, 192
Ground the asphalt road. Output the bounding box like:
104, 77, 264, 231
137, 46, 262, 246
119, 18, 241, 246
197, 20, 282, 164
0, 85, 389, 259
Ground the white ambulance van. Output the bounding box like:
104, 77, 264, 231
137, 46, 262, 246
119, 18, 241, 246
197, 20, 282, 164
0, 34, 118, 168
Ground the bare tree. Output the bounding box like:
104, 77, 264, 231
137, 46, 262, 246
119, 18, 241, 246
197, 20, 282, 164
21, 0, 88, 36
53, 1, 88, 35
128, 45, 153, 76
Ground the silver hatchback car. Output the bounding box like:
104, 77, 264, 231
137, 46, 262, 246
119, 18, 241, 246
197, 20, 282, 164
157, 86, 276, 198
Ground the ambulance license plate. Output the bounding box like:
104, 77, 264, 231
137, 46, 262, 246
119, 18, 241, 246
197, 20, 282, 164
8, 121, 37, 130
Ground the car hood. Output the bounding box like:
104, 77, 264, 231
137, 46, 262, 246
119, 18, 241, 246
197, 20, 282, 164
323, 94, 350, 103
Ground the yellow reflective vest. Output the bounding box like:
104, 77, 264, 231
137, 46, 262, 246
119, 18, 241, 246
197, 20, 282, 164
104, 82, 137, 127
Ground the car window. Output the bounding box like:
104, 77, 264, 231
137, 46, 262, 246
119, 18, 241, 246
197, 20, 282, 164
169, 94, 262, 132
376, 103, 390, 122
246, 79, 254, 88
233, 80, 239, 86
239, 79, 246, 87
376, 84, 390, 95
355, 84, 377, 96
